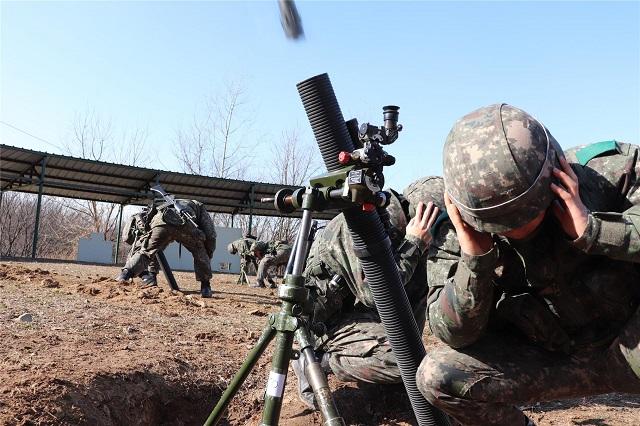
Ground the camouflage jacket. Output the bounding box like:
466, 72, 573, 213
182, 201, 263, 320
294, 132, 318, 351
122, 212, 149, 245
229, 237, 257, 257
428, 141, 640, 352
150, 199, 217, 254
304, 212, 430, 329
269, 240, 292, 256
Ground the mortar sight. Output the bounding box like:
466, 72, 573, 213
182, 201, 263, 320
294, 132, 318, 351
383, 105, 402, 134
359, 105, 403, 146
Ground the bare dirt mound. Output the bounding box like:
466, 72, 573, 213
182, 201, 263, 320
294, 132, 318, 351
0, 261, 638, 425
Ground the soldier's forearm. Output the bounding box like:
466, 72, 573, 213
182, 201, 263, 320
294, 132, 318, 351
429, 249, 497, 348
395, 235, 427, 288
573, 210, 640, 263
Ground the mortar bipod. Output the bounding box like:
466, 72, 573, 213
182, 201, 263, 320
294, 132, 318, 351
203, 201, 345, 426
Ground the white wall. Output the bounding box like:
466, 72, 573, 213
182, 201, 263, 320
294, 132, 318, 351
77, 233, 114, 264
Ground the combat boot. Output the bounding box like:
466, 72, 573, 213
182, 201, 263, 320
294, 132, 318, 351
267, 278, 277, 289
250, 280, 266, 288
139, 271, 157, 288
200, 280, 213, 298
115, 268, 133, 282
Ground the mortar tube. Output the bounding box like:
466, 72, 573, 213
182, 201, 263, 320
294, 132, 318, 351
296, 73, 448, 426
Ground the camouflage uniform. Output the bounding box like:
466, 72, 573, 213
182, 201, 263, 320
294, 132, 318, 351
304, 182, 443, 384
123, 199, 217, 282
253, 240, 292, 287
227, 237, 257, 275
123, 212, 160, 276
416, 104, 640, 426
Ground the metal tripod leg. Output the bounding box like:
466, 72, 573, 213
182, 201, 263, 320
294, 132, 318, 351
259, 283, 344, 426
204, 323, 277, 426
156, 250, 180, 291
237, 265, 250, 285
203, 206, 344, 426
296, 328, 343, 425
261, 315, 296, 425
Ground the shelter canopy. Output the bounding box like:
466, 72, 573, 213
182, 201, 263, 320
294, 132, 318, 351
0, 144, 337, 220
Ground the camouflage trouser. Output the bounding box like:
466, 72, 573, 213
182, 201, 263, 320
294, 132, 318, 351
416, 306, 640, 426
256, 251, 289, 285
319, 312, 402, 384
126, 242, 159, 275
124, 224, 213, 282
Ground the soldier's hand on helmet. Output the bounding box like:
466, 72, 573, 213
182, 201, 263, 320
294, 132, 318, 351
445, 193, 493, 256
550, 157, 589, 239
406, 201, 440, 245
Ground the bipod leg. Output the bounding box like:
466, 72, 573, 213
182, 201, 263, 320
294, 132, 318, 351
156, 250, 180, 291
237, 266, 249, 285
296, 327, 344, 425
261, 206, 344, 425
204, 322, 277, 426
261, 317, 296, 425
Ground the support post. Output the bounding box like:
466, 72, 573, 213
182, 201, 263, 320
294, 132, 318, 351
231, 214, 235, 228
31, 156, 48, 259
248, 184, 255, 235
114, 203, 124, 263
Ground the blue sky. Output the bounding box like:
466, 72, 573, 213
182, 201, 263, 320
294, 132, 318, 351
1, 1, 639, 191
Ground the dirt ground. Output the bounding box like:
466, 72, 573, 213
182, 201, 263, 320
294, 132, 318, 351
0, 260, 638, 426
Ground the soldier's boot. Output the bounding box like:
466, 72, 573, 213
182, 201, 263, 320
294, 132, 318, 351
291, 355, 317, 411
200, 280, 213, 298
250, 279, 266, 288
115, 268, 133, 282
267, 278, 277, 289
139, 271, 157, 288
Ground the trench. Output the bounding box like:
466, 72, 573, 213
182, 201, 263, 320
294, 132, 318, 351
50, 371, 226, 426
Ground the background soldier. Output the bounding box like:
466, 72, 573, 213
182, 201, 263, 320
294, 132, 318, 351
227, 233, 258, 284
120, 207, 160, 286
416, 104, 640, 426
116, 198, 217, 298
250, 239, 292, 288
293, 187, 441, 410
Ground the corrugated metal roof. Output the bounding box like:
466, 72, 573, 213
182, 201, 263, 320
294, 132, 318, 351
0, 144, 338, 219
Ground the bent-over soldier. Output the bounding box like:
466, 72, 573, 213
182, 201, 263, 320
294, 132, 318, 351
116, 199, 217, 298
227, 234, 257, 284
250, 239, 292, 288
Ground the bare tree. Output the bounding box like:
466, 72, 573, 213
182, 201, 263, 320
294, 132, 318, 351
64, 108, 113, 161
175, 81, 257, 228
112, 125, 150, 166
208, 129, 320, 243
0, 192, 88, 259
175, 81, 254, 179
61, 108, 149, 241
0, 192, 36, 257
261, 129, 321, 242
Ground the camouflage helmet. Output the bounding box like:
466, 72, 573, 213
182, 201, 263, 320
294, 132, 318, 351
403, 176, 445, 219
251, 241, 269, 253
386, 189, 409, 233
443, 103, 564, 233
227, 242, 238, 255
381, 188, 409, 246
